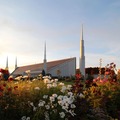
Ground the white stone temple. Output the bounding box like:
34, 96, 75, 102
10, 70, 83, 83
11, 25, 85, 78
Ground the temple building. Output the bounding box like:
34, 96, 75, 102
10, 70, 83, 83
11, 57, 76, 77
11, 41, 76, 77
11, 25, 85, 78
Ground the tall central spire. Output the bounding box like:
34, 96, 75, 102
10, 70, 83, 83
80, 24, 85, 77
43, 41, 47, 74
81, 24, 83, 40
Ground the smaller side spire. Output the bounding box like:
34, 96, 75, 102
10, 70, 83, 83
15, 56, 17, 69
6, 56, 8, 70
44, 41, 46, 61
43, 41, 47, 74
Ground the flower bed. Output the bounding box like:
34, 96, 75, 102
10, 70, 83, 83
0, 77, 79, 120
0, 63, 120, 120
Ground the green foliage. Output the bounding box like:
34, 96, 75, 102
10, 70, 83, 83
84, 80, 120, 119
0, 79, 77, 120
1, 66, 120, 120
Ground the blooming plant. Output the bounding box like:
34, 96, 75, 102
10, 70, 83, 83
104, 62, 117, 82
29, 77, 77, 120
0, 75, 77, 120
0, 63, 120, 120
84, 63, 120, 119
71, 70, 84, 95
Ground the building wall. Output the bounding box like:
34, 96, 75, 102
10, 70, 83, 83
48, 58, 76, 77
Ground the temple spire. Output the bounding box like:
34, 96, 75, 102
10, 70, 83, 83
44, 41, 46, 60
15, 56, 17, 69
43, 41, 47, 74
80, 24, 85, 78
6, 56, 8, 70
81, 24, 83, 40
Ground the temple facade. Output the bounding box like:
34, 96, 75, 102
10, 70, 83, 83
11, 57, 76, 77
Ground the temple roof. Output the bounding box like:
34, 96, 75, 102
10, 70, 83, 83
11, 57, 76, 76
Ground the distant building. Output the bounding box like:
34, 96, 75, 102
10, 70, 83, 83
85, 67, 106, 79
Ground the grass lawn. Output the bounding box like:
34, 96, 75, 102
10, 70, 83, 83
59, 79, 75, 85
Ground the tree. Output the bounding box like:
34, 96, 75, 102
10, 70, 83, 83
42, 69, 45, 76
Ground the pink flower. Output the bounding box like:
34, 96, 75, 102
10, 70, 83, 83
100, 79, 108, 83
100, 79, 103, 83
93, 79, 97, 82
105, 71, 110, 75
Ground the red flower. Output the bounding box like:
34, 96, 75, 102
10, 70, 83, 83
0, 91, 3, 97
0, 68, 4, 72
0, 69, 5, 74
0, 86, 4, 91
8, 88, 12, 91
3, 83, 7, 87
8, 77, 13, 82
75, 74, 81, 79
14, 86, 18, 90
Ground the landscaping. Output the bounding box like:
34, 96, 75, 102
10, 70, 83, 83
0, 63, 120, 120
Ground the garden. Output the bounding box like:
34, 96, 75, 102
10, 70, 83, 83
0, 63, 120, 120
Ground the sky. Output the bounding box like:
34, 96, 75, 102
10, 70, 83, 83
0, 0, 120, 73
